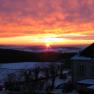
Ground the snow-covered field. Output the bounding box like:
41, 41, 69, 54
0, 62, 48, 81
0, 62, 62, 82
0, 62, 78, 94
0, 62, 50, 70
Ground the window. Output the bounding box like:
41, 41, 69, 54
77, 64, 85, 77
91, 65, 94, 77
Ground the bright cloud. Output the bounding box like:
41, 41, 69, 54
0, 0, 94, 45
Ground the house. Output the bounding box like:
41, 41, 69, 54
71, 43, 94, 82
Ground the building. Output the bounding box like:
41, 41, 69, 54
71, 43, 94, 82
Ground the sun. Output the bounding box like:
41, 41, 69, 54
42, 36, 65, 47
43, 37, 51, 47
45, 43, 50, 48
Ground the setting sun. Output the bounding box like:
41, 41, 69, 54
45, 43, 50, 48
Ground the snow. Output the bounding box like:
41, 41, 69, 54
71, 54, 91, 60
67, 90, 78, 94
77, 79, 94, 85
0, 62, 76, 94
0, 91, 7, 94
0, 68, 20, 82
0, 62, 49, 70
87, 85, 94, 89
51, 90, 78, 94
24, 48, 78, 53
51, 89, 62, 94
0, 62, 50, 82
46, 77, 68, 89
63, 70, 70, 74
0, 46, 79, 53
54, 79, 67, 87
0, 62, 62, 82
37, 89, 78, 94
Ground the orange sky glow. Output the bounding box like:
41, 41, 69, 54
0, 0, 94, 46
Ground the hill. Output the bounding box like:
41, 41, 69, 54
0, 48, 76, 63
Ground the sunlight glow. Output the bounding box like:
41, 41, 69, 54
46, 43, 50, 48
0, 33, 94, 46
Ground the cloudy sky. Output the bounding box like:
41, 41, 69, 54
0, 0, 94, 46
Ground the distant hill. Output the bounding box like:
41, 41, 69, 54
0, 48, 76, 63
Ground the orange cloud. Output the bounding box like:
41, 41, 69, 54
0, 0, 94, 46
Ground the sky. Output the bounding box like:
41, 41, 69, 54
0, 0, 94, 46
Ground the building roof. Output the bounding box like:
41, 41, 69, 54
77, 79, 94, 85
71, 54, 92, 60
80, 43, 94, 58
72, 43, 94, 60
87, 85, 94, 89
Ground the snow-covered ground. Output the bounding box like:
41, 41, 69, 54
0, 91, 7, 94
0, 62, 46, 82
0, 62, 50, 70
0, 62, 78, 94
0, 62, 61, 82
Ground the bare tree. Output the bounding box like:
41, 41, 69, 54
48, 64, 58, 90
